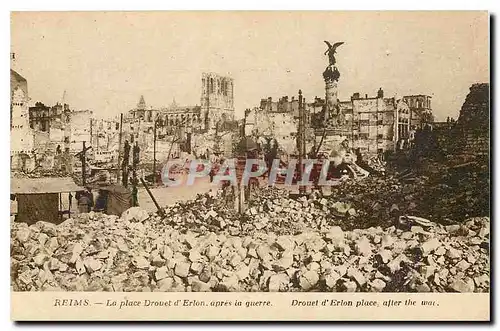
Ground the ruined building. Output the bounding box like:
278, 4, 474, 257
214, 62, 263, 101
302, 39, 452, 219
308, 89, 416, 155
434, 83, 489, 157
350, 91, 411, 155
11, 65, 35, 171
247, 95, 310, 155
402, 95, 434, 129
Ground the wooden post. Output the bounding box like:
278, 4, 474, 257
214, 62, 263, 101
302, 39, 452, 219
153, 118, 157, 185
140, 177, 164, 217
239, 184, 246, 213
298, 90, 306, 195
117, 113, 123, 183
90, 118, 93, 149
82, 141, 86, 186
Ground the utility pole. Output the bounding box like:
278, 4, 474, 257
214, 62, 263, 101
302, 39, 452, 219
302, 97, 307, 158
76, 142, 92, 186
82, 141, 87, 186
298, 90, 306, 195
132, 141, 140, 206
117, 113, 123, 183
90, 119, 93, 150
153, 117, 157, 185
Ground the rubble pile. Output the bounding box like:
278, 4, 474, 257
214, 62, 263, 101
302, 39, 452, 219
366, 156, 387, 174
156, 187, 359, 236
328, 159, 489, 230
11, 211, 489, 293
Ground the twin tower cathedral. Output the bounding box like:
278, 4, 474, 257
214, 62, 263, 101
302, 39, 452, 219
201, 72, 235, 128
130, 72, 235, 133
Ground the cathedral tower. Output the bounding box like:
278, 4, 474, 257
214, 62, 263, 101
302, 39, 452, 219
201, 72, 234, 129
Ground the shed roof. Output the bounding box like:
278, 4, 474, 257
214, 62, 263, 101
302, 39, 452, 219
11, 177, 84, 194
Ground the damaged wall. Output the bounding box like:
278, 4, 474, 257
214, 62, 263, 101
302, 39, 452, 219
434, 83, 489, 157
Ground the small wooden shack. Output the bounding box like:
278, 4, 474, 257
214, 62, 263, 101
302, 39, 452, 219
11, 177, 84, 225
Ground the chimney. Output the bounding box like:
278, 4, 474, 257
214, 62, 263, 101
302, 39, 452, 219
377, 88, 384, 98
365, 94, 368, 99
10, 52, 17, 70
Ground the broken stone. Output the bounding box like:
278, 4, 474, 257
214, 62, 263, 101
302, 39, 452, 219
400, 232, 414, 240
235, 265, 250, 281
411, 226, 425, 233
299, 270, 319, 291
478, 226, 489, 238
155, 267, 169, 281
369, 279, 386, 292
122, 207, 150, 223
434, 246, 446, 256
325, 226, 344, 246
205, 245, 220, 261
445, 225, 461, 233
268, 273, 290, 292
151, 254, 165, 267
324, 271, 342, 289
436, 256, 445, 264
467, 255, 477, 264
33, 253, 48, 267
37, 233, 49, 246
199, 266, 212, 283
220, 273, 240, 292
274, 236, 295, 251
75, 258, 86, 275
446, 248, 462, 259
420, 238, 441, 256
449, 277, 475, 293
381, 234, 394, 248
174, 262, 190, 278
47, 258, 60, 271
474, 275, 489, 288
58, 263, 68, 272
456, 260, 471, 271
420, 265, 436, 279
415, 283, 431, 292
191, 279, 211, 292
190, 262, 203, 275
83, 257, 102, 273
375, 250, 392, 264
272, 255, 293, 272
157, 277, 174, 291
15, 228, 31, 243
355, 237, 372, 256
133, 256, 150, 269
347, 267, 366, 286
189, 250, 203, 262
387, 254, 408, 273
341, 279, 357, 292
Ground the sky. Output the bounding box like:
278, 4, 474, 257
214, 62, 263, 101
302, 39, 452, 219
11, 11, 489, 121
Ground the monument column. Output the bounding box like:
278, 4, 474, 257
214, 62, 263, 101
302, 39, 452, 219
322, 41, 344, 126
324, 79, 338, 123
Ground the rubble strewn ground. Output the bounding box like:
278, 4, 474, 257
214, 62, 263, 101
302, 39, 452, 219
10, 151, 490, 293
11, 182, 489, 292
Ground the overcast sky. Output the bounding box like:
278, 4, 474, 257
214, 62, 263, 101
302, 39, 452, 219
11, 11, 489, 121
